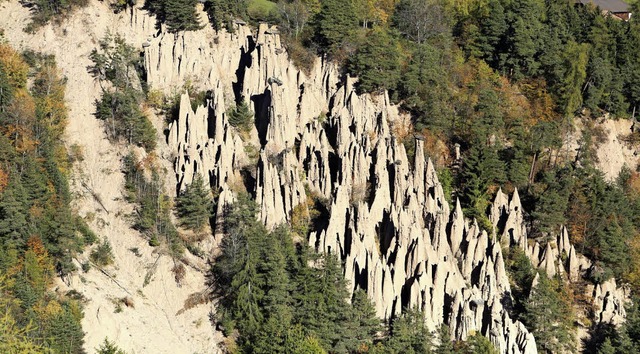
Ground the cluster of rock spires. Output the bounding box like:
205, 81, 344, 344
143, 19, 628, 353
492, 189, 629, 327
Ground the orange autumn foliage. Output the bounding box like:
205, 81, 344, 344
0, 168, 8, 193
6, 88, 36, 128
519, 78, 559, 125
0, 44, 29, 89
25, 236, 54, 282
625, 171, 640, 197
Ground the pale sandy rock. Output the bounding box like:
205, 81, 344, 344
540, 242, 557, 277
6, 0, 625, 351
594, 278, 628, 325
0, 1, 223, 352
491, 190, 629, 346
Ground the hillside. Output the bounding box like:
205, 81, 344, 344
0, 0, 640, 353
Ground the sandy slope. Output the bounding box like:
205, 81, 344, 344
0, 1, 221, 353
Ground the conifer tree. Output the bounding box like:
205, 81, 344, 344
342, 289, 381, 351
501, 0, 546, 79
435, 325, 454, 354
96, 338, 127, 354
385, 307, 432, 353
314, 0, 358, 56
227, 100, 254, 133
176, 174, 211, 232
163, 0, 203, 32
349, 28, 401, 94
522, 272, 574, 354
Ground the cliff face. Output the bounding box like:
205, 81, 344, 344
0, 1, 630, 352
0, 2, 222, 353
154, 19, 631, 353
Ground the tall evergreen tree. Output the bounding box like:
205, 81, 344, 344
314, 0, 358, 56
163, 0, 203, 32
385, 307, 432, 353
176, 174, 212, 232
435, 324, 454, 354
501, 0, 546, 79
349, 29, 401, 93
522, 272, 575, 354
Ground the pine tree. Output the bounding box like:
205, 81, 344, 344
227, 100, 254, 133
314, 0, 359, 56
597, 338, 615, 354
176, 174, 211, 232
461, 145, 506, 227
399, 43, 453, 132
385, 307, 432, 353
163, 0, 203, 32
96, 338, 127, 354
252, 227, 294, 353
522, 272, 574, 354
435, 325, 454, 354
501, 0, 546, 79
45, 308, 85, 354
0, 179, 31, 246
349, 28, 401, 93
341, 289, 381, 352
462, 333, 498, 354
559, 41, 589, 117
479, 0, 507, 66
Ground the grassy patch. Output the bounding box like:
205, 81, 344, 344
247, 0, 277, 21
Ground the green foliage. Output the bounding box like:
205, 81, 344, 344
504, 246, 535, 320
90, 33, 157, 152
313, 0, 358, 57
531, 167, 573, 236
213, 194, 381, 353
96, 338, 127, 354
349, 29, 401, 93
227, 100, 254, 134
458, 0, 640, 118
0, 47, 89, 282
123, 152, 183, 256
0, 309, 51, 353
89, 33, 141, 90
522, 272, 575, 354
45, 304, 85, 354
24, 0, 89, 31
2, 50, 72, 217
204, 0, 248, 31
459, 144, 505, 227
247, 0, 278, 21
176, 175, 212, 232
558, 41, 589, 117
90, 237, 114, 267
383, 308, 433, 353
435, 325, 454, 354
145, 0, 203, 32
398, 42, 453, 132
455, 332, 498, 354
95, 89, 157, 151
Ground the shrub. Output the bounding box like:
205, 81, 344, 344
90, 238, 114, 267
247, 0, 278, 22
227, 100, 253, 133
25, 0, 89, 31
96, 337, 127, 354
95, 89, 157, 151
172, 263, 186, 284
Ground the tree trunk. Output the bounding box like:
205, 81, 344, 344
528, 152, 538, 186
